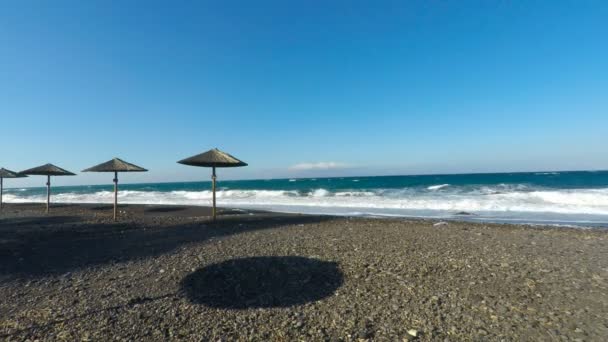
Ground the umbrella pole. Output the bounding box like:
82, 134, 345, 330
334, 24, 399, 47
0, 177, 3, 212
212, 167, 216, 221
46, 175, 50, 213
113, 171, 118, 221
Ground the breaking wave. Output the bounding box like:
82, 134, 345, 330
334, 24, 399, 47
5, 170, 608, 225
4, 186, 608, 223
427, 184, 450, 191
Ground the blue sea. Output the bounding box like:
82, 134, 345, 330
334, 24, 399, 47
4, 171, 608, 227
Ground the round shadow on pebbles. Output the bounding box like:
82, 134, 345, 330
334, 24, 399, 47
181, 256, 344, 309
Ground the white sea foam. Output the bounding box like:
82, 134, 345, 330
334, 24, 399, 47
4, 186, 608, 225
427, 184, 450, 191
334, 191, 375, 197
311, 189, 331, 197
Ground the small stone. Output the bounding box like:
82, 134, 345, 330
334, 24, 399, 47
159, 269, 165, 273
407, 329, 418, 337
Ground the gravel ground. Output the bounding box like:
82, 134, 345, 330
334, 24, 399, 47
0, 203, 607, 341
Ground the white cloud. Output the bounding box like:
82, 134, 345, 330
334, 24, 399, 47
289, 161, 351, 171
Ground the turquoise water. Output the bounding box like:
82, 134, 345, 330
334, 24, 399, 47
5, 171, 608, 226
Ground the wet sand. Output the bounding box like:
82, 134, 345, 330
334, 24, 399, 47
0, 203, 607, 341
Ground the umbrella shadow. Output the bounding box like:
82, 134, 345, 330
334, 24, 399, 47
145, 206, 188, 213
48, 204, 73, 208
0, 216, 81, 227
90, 205, 128, 211
0, 214, 336, 278
143, 206, 255, 217
181, 256, 343, 309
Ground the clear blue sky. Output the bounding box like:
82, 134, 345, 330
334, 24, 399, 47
1, 1, 607, 187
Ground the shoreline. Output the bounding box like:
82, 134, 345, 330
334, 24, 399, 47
4, 170, 608, 229
1, 202, 607, 340
2, 201, 607, 230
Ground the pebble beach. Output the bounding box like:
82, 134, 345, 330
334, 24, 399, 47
1, 203, 607, 341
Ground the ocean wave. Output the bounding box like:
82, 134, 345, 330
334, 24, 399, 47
335, 191, 376, 197
311, 189, 330, 197
427, 184, 449, 191
4, 187, 608, 217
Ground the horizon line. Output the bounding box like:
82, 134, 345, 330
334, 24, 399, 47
5, 168, 607, 190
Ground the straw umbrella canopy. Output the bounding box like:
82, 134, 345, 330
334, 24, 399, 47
20, 163, 76, 213
177, 148, 247, 220
82, 158, 148, 221
0, 168, 27, 211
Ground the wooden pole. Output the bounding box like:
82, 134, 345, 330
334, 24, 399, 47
212, 167, 217, 221
113, 171, 118, 221
0, 177, 3, 211
46, 175, 50, 213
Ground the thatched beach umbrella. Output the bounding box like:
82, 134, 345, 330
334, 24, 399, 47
82, 158, 148, 221
0, 168, 27, 211
178, 148, 247, 220
20, 163, 76, 213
